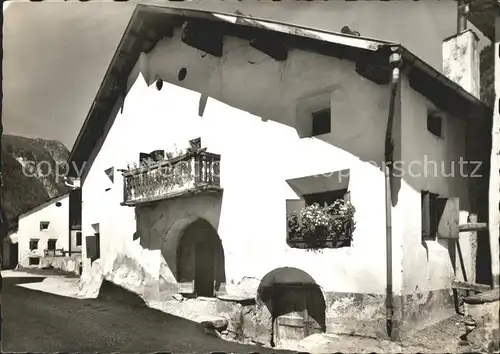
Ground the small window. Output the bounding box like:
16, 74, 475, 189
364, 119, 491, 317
104, 167, 114, 183
40, 221, 50, 231
29, 257, 40, 266
427, 110, 442, 138
47, 239, 57, 250
76, 232, 82, 247
29, 239, 39, 251
421, 191, 439, 241
312, 108, 331, 136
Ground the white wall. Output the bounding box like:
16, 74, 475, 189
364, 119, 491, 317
399, 76, 473, 295
13, 195, 70, 267
81, 29, 471, 303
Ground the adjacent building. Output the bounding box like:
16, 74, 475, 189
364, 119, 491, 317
68, 5, 492, 347
2, 189, 82, 273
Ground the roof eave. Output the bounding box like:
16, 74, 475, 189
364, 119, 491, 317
402, 48, 492, 119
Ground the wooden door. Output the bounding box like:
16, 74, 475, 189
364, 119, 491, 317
194, 241, 215, 297
274, 285, 323, 348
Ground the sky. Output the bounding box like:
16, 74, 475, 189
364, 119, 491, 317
2, 0, 490, 150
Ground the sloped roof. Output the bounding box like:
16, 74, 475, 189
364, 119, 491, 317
68, 4, 493, 180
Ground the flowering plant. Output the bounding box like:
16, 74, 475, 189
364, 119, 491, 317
287, 199, 356, 251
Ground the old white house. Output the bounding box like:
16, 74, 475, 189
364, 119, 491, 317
68, 5, 492, 347
3, 189, 83, 273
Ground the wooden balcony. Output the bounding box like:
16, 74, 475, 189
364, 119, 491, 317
122, 149, 221, 206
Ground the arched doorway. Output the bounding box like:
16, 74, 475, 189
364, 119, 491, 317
175, 218, 225, 297
257, 267, 326, 348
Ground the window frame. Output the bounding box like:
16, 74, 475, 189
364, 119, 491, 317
47, 239, 57, 251
29, 239, 39, 251
40, 221, 50, 231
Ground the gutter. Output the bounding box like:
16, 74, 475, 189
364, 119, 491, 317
384, 47, 403, 341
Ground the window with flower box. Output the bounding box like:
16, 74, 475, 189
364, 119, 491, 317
287, 188, 355, 251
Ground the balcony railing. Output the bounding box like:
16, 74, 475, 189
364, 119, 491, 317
122, 149, 221, 206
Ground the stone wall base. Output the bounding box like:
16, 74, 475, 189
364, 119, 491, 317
78, 256, 457, 346
323, 288, 455, 341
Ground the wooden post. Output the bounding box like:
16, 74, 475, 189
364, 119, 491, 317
489, 31, 500, 288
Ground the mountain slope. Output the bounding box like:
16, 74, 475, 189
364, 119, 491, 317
1, 134, 71, 225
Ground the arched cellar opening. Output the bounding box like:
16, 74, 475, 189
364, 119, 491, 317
175, 218, 225, 297
257, 267, 326, 348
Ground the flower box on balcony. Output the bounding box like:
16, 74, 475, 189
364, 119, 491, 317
121, 148, 222, 206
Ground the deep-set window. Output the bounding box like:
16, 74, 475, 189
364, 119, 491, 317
47, 239, 57, 250
76, 232, 82, 247
303, 189, 349, 207
29, 239, 39, 251
427, 110, 442, 138
312, 108, 331, 136
40, 221, 50, 231
421, 191, 439, 241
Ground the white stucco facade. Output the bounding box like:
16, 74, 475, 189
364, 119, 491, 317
79, 28, 483, 338
9, 194, 72, 267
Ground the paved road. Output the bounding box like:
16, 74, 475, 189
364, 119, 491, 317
1, 276, 288, 354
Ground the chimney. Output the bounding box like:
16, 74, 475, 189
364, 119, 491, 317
442, 29, 480, 99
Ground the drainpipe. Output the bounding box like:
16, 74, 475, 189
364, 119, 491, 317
384, 47, 403, 340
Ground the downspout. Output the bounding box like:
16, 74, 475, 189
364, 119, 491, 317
384, 47, 403, 340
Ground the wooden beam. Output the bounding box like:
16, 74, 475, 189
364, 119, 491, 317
181, 21, 223, 58
458, 222, 488, 232
452, 279, 491, 292
250, 36, 288, 61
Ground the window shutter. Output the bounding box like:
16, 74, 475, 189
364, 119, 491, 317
437, 197, 460, 239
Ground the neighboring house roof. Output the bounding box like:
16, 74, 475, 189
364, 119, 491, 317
68, 4, 493, 180
15, 192, 69, 221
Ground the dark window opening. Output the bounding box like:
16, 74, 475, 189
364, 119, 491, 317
427, 110, 442, 137
47, 239, 57, 250
69, 188, 82, 230
29, 257, 40, 266
312, 108, 331, 136
104, 167, 114, 183
303, 189, 349, 207
29, 239, 39, 251
421, 191, 439, 241
76, 232, 82, 247
40, 221, 50, 231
